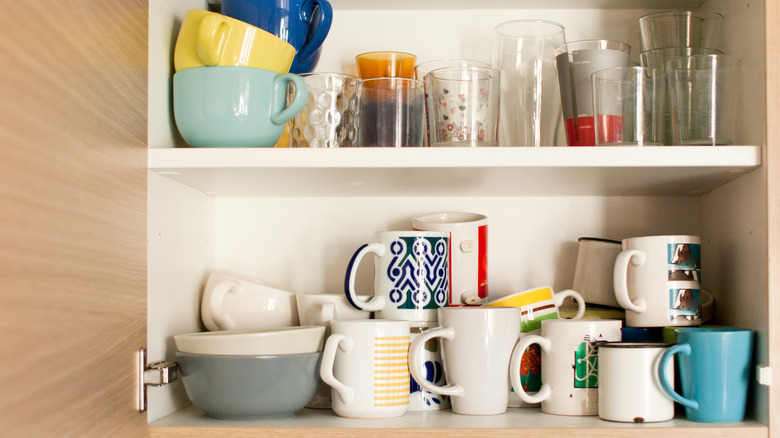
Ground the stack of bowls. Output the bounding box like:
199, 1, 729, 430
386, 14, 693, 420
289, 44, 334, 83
174, 326, 326, 420
172, 9, 308, 147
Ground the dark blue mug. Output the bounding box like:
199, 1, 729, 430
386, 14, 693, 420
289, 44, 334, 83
221, 0, 332, 74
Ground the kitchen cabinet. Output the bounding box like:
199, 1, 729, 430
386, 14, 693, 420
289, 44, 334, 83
1, 0, 775, 436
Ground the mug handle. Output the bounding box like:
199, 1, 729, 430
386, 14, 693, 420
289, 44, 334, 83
658, 343, 699, 410
196, 13, 229, 66
553, 289, 586, 320
319, 333, 355, 405
509, 335, 552, 404
209, 279, 240, 329
613, 249, 647, 313
295, 0, 333, 62
408, 327, 465, 397
271, 73, 308, 126
343, 243, 387, 312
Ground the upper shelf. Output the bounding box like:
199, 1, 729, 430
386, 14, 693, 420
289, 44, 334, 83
148, 146, 761, 197
325, 0, 705, 10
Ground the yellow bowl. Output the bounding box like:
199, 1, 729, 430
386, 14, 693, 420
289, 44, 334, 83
174, 9, 295, 73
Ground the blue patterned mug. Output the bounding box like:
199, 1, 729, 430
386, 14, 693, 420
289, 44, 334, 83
344, 231, 449, 321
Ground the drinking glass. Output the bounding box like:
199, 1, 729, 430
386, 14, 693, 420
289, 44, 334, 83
358, 77, 425, 147
639, 10, 724, 52
356, 51, 417, 79
492, 20, 566, 146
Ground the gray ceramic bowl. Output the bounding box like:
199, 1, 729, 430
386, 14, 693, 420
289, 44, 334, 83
176, 351, 321, 420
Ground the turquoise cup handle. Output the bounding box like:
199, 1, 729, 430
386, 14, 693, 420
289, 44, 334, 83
658, 343, 699, 410
271, 74, 308, 126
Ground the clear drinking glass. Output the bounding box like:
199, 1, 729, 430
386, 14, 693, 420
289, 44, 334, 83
666, 54, 741, 146
358, 77, 425, 147
425, 66, 500, 147
638, 10, 724, 52
290, 73, 362, 148
592, 66, 665, 146
639, 47, 722, 145
492, 20, 566, 146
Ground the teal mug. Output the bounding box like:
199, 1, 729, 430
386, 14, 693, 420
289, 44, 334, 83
658, 327, 754, 422
173, 66, 307, 147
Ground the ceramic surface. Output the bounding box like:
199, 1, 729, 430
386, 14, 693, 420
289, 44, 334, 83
174, 326, 325, 355
176, 351, 321, 420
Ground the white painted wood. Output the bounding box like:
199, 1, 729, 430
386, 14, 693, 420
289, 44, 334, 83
146, 0, 771, 432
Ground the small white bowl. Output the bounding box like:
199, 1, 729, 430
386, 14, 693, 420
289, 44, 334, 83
174, 326, 326, 356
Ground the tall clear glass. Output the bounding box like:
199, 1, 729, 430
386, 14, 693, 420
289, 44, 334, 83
492, 20, 565, 146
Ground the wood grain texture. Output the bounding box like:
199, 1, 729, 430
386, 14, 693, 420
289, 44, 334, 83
768, 0, 780, 436
0, 1, 148, 437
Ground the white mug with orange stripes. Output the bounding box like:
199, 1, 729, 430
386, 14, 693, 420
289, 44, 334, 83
320, 319, 411, 418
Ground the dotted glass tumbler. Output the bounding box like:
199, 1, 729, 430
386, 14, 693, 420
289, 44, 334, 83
290, 73, 362, 148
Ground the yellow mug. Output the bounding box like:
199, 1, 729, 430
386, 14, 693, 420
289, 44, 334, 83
484, 286, 585, 332
174, 9, 296, 73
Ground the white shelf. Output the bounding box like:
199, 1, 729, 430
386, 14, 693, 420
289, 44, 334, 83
327, 0, 705, 10
149, 405, 766, 437
148, 146, 761, 197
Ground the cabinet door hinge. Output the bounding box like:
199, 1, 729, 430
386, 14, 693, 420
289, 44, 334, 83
757, 365, 772, 386
137, 347, 179, 412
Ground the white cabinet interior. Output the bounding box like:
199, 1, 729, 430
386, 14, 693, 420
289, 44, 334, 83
147, 0, 770, 433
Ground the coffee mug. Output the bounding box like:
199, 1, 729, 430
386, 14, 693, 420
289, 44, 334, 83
201, 271, 299, 331
173, 66, 307, 147
408, 321, 450, 411
319, 319, 410, 418
295, 293, 371, 409
484, 286, 586, 332
408, 307, 522, 415
412, 212, 488, 305
173, 9, 296, 73
485, 285, 586, 407
658, 327, 754, 422
572, 237, 622, 307
344, 231, 449, 321
598, 342, 675, 423
221, 0, 333, 74
613, 235, 702, 327
510, 319, 623, 416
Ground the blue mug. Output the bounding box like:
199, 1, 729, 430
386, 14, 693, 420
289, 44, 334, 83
173, 66, 307, 147
658, 327, 754, 422
220, 0, 333, 74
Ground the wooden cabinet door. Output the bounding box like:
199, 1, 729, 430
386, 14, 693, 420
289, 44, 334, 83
0, 1, 148, 436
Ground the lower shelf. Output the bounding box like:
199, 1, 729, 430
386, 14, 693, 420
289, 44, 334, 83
149, 404, 766, 437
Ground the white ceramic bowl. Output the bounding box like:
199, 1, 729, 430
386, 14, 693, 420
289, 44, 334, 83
174, 326, 326, 355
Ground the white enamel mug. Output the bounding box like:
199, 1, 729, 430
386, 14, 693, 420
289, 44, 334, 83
319, 319, 411, 419
344, 231, 449, 321
412, 212, 488, 305
613, 235, 703, 327
510, 318, 623, 416
408, 307, 522, 415
598, 342, 675, 423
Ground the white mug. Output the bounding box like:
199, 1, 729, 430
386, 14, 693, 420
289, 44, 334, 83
572, 237, 622, 307
613, 235, 703, 327
483, 285, 586, 408
295, 294, 372, 409
319, 319, 410, 419
598, 342, 675, 423
201, 271, 298, 331
412, 212, 488, 305
344, 231, 449, 321
408, 307, 522, 415
510, 319, 623, 416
